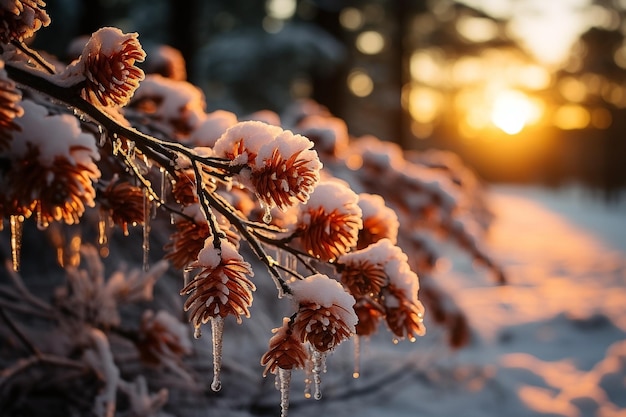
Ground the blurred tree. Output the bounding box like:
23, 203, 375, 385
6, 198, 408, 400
551, 0, 626, 198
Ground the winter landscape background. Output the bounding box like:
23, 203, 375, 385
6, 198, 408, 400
212, 183, 626, 417
1, 1, 625, 416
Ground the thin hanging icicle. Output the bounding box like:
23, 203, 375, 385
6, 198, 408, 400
210, 316, 224, 392
193, 325, 201, 339
35, 201, 48, 230
155, 167, 166, 220
303, 347, 314, 399
142, 188, 151, 272
9, 215, 24, 272
312, 349, 325, 400
353, 336, 361, 379
278, 368, 292, 417
98, 210, 111, 248
183, 267, 192, 287
286, 252, 297, 276
97, 124, 107, 147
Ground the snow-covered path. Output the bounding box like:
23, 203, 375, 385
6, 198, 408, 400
290, 185, 626, 417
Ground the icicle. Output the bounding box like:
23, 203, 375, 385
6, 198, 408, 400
274, 372, 281, 391
96, 212, 110, 254
9, 215, 24, 272
312, 350, 325, 400
152, 168, 165, 219
35, 202, 48, 230
303, 353, 313, 399
278, 368, 292, 417
210, 316, 224, 392
183, 267, 192, 287
274, 248, 286, 282
142, 188, 151, 272
353, 336, 361, 379
193, 325, 202, 339
97, 124, 107, 147
98, 214, 107, 247
287, 252, 297, 274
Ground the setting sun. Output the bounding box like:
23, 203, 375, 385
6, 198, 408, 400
491, 90, 540, 135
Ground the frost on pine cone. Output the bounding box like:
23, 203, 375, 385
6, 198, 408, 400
0, 0, 50, 43
338, 238, 426, 340
260, 317, 309, 376
63, 26, 146, 107
213, 120, 322, 211
180, 239, 255, 331
0, 100, 100, 225
295, 180, 363, 262
290, 274, 357, 353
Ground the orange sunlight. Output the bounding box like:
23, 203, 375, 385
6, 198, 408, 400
490, 90, 541, 135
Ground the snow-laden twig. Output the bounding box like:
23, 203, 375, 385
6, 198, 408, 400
89, 327, 120, 417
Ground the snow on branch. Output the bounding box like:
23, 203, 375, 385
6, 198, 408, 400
0, 4, 504, 416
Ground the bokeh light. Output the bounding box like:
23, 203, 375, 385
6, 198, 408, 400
348, 69, 374, 97
356, 31, 385, 55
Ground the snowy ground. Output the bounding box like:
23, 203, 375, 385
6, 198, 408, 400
275, 184, 626, 417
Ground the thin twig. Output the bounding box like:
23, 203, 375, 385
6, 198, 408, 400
4, 262, 54, 313
0, 307, 41, 356
204, 190, 293, 296
0, 297, 54, 318
11, 41, 56, 74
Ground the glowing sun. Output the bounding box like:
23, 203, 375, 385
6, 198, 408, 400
491, 90, 538, 135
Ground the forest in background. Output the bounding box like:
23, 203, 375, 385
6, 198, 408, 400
35, 0, 626, 198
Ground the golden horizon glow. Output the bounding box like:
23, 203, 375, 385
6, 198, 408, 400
491, 90, 541, 135
553, 104, 590, 130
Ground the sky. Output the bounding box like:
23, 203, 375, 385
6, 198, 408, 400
458, 0, 593, 65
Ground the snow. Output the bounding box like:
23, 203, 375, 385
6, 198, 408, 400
188, 110, 238, 147
9, 100, 100, 166
269, 184, 626, 417
290, 274, 358, 334
213, 120, 283, 160
86, 27, 142, 56
339, 238, 405, 266
255, 129, 318, 170
301, 179, 362, 218
132, 74, 206, 129
290, 274, 356, 314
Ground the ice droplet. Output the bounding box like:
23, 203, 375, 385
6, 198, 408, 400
193, 326, 202, 339
10, 215, 24, 272
142, 188, 151, 272
278, 368, 291, 417
259, 200, 272, 224
210, 316, 224, 392
312, 349, 325, 400
353, 335, 361, 379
